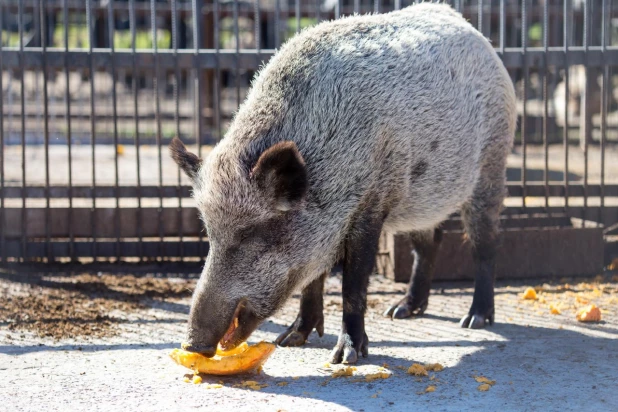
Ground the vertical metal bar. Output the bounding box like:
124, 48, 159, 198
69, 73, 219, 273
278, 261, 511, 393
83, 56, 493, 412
0, 4, 5, 265
87, 0, 97, 260
335, 0, 341, 18
214, 0, 221, 142
193, 0, 203, 151
150, 0, 164, 260
19, 0, 27, 261
40, 0, 51, 262
542, 0, 549, 211
129, 0, 143, 261
607, 0, 614, 46
275, 0, 281, 48
172, 0, 184, 260
255, 0, 261, 51
500, 0, 506, 55
395, 0, 401, 12
521, 0, 528, 211
63, 0, 74, 261
563, 0, 570, 213
600, 0, 608, 226
280, 0, 287, 43
192, 0, 204, 259
607, 0, 618, 230
233, 0, 240, 107
108, 0, 121, 262
582, 0, 589, 225
295, 0, 300, 33
374, 0, 380, 14
478, 0, 483, 34
455, 0, 461, 13
190, 0, 202, 258
354, 0, 360, 15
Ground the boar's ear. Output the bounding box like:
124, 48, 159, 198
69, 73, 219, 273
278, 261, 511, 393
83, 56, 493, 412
250, 141, 307, 211
169, 137, 202, 183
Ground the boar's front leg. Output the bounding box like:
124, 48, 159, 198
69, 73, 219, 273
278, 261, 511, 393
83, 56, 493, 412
275, 272, 326, 347
330, 211, 383, 364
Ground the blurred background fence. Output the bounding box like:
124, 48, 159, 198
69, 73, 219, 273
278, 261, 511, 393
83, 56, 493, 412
0, 0, 617, 266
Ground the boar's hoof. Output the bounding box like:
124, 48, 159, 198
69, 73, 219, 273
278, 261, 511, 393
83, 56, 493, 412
276, 330, 308, 347
460, 308, 495, 329
329, 332, 368, 365
275, 314, 324, 347
383, 298, 428, 320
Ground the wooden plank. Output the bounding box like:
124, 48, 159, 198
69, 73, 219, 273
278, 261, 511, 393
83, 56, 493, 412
2, 183, 618, 199
441, 214, 571, 232
3, 208, 202, 238
380, 223, 605, 282
0, 186, 193, 199
3, 239, 209, 259
3, 206, 616, 239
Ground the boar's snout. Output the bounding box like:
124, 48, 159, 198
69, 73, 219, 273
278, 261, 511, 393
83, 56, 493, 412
182, 285, 238, 357
184, 290, 263, 357
181, 343, 216, 358
183, 322, 220, 358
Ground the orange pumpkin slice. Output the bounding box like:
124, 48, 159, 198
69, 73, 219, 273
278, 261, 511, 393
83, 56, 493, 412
170, 342, 276, 375
576, 304, 602, 322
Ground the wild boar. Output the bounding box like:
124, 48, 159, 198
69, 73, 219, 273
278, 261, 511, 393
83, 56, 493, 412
170, 3, 516, 364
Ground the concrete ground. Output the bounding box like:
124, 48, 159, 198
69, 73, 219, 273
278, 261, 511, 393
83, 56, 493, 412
1, 271, 617, 412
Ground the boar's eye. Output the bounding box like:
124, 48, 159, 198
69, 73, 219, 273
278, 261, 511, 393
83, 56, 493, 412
235, 218, 283, 247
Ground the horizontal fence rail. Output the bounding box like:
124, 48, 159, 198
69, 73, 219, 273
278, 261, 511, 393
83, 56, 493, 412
1, 183, 618, 199
2, 47, 618, 70
1, 0, 618, 264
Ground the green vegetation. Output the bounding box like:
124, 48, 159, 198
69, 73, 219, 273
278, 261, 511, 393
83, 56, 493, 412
52, 24, 90, 49
528, 23, 542, 47
114, 30, 171, 50
2, 25, 171, 50
287, 17, 317, 33
284, 17, 317, 42
218, 17, 318, 49
2, 15, 321, 50
1, 30, 21, 47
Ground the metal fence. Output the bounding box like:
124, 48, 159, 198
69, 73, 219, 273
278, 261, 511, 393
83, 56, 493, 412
0, 0, 617, 265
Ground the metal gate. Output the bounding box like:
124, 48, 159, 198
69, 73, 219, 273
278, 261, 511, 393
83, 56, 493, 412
1, 0, 617, 268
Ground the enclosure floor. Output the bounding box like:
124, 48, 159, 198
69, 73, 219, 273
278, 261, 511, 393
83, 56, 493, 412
1, 271, 617, 412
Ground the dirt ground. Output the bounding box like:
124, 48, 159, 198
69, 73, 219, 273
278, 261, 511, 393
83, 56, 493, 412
1, 269, 618, 412
0, 273, 193, 340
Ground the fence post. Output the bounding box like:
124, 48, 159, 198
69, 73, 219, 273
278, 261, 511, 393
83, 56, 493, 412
579, 0, 602, 151
202, 1, 214, 141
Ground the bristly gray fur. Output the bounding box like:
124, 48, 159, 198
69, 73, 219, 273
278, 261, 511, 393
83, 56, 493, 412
188, 3, 516, 321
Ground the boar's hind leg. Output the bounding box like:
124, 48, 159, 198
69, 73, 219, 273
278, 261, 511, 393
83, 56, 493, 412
329, 212, 383, 364
275, 272, 327, 347
459, 159, 506, 329
383, 228, 443, 319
